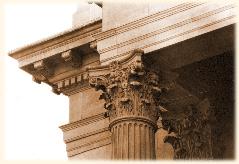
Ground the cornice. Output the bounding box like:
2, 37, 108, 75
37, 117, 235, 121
67, 136, 111, 157
98, 4, 234, 55
18, 28, 101, 68
64, 127, 109, 144
93, 3, 203, 41
8, 20, 102, 70
9, 18, 102, 59
59, 112, 108, 132
101, 14, 235, 64
67, 135, 111, 152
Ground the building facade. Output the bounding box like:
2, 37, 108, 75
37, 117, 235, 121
9, 2, 235, 160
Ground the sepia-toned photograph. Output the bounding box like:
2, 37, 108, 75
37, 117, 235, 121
3, 0, 236, 160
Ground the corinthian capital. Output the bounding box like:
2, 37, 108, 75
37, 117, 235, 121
88, 49, 164, 124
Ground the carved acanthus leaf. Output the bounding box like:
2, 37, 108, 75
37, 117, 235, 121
88, 49, 164, 123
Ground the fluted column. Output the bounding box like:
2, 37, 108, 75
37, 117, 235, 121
111, 119, 156, 159
88, 49, 164, 160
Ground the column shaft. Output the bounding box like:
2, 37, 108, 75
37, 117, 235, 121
111, 120, 156, 160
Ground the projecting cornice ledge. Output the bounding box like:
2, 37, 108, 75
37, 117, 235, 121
8, 20, 102, 96
93, 3, 236, 64
8, 19, 101, 62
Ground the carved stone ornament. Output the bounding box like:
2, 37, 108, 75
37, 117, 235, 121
89, 41, 97, 50
32, 60, 54, 84
88, 49, 164, 125
53, 72, 90, 96
162, 104, 213, 159
61, 49, 82, 67
87, 49, 166, 159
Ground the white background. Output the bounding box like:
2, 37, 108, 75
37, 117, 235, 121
3, 0, 239, 161
3, 3, 82, 160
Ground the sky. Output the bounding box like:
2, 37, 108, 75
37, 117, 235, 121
3, 3, 81, 160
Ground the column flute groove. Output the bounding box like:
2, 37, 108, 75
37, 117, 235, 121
126, 123, 129, 159
145, 125, 150, 159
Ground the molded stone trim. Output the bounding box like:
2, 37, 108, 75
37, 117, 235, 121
59, 112, 107, 132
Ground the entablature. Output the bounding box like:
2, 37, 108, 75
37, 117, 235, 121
9, 19, 102, 96
93, 2, 236, 65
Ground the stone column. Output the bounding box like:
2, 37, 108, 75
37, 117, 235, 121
88, 50, 163, 159
110, 119, 156, 159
